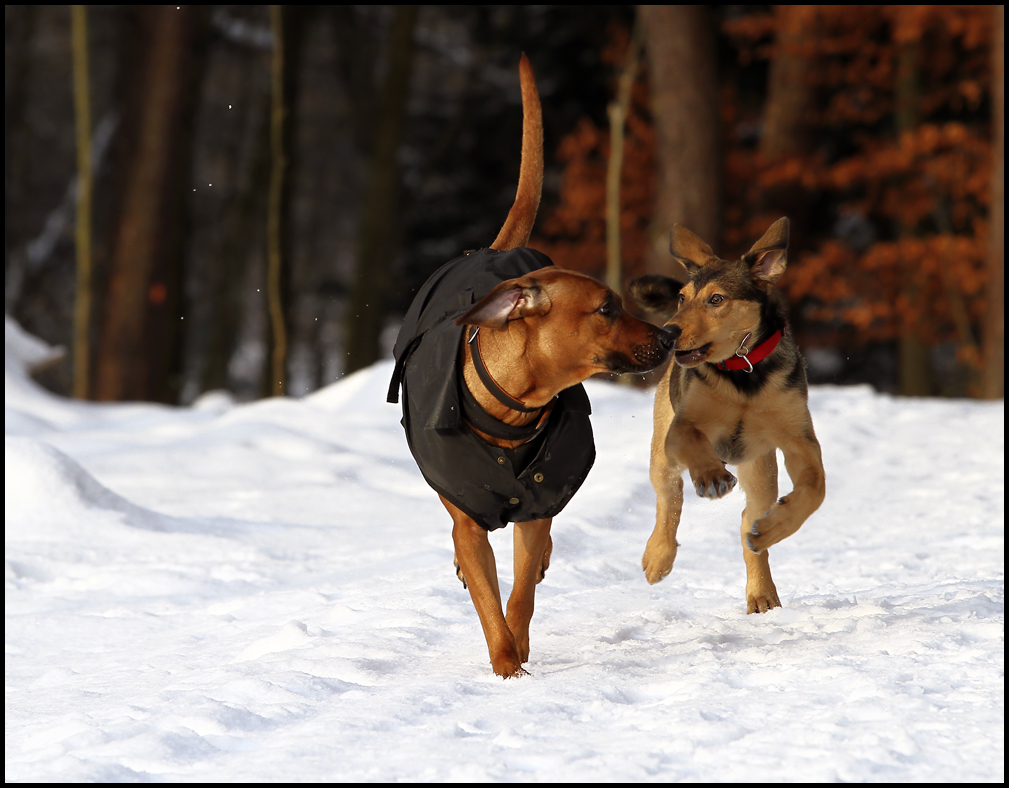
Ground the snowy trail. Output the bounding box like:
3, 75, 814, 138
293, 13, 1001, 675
5, 317, 1004, 782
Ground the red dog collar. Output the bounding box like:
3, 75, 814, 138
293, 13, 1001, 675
716, 324, 786, 373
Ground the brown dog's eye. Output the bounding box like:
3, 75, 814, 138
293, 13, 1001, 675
709, 294, 725, 305
677, 293, 685, 305
597, 302, 613, 317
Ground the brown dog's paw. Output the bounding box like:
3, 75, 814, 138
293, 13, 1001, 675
642, 538, 678, 584
491, 649, 529, 679
691, 466, 737, 499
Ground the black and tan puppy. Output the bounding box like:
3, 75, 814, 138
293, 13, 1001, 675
388, 57, 673, 677
629, 218, 825, 613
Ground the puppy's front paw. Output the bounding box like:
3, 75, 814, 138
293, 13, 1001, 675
691, 466, 737, 499
642, 537, 678, 584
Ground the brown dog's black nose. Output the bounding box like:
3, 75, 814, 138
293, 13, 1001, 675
659, 326, 680, 348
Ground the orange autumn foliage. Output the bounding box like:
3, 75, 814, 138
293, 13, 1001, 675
538, 7, 996, 371
724, 5, 994, 360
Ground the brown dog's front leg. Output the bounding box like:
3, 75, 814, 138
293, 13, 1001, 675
442, 497, 525, 678
506, 518, 552, 664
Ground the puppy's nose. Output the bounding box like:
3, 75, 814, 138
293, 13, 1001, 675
658, 326, 680, 348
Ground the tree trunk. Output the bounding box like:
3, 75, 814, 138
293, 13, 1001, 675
344, 5, 417, 375
266, 5, 288, 397
94, 5, 204, 402
638, 4, 720, 279
261, 6, 308, 398
759, 4, 816, 228
894, 37, 931, 397
201, 100, 272, 395
760, 6, 814, 162
606, 20, 643, 297
980, 6, 1004, 399
4, 4, 38, 290
71, 5, 93, 400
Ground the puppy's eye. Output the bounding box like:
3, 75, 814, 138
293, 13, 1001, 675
677, 293, 685, 305
709, 294, 725, 305
597, 302, 613, 316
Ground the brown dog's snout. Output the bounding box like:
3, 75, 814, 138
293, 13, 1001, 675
621, 323, 675, 371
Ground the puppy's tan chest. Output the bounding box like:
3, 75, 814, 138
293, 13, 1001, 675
673, 386, 784, 464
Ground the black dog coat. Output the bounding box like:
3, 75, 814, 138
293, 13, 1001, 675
387, 247, 596, 532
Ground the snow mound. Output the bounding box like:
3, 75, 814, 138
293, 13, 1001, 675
5, 314, 65, 379
5, 437, 165, 537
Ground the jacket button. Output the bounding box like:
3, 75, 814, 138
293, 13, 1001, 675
509, 497, 520, 505
533, 472, 544, 483
497, 456, 506, 465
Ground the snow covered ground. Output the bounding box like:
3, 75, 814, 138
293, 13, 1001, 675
5, 315, 1004, 782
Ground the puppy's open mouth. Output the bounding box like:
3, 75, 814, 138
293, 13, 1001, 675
674, 343, 711, 366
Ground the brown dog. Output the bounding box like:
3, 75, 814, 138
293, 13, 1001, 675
629, 218, 825, 613
388, 57, 673, 677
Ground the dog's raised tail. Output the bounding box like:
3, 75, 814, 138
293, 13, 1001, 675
490, 54, 544, 252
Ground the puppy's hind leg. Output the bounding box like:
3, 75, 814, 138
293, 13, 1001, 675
737, 451, 781, 613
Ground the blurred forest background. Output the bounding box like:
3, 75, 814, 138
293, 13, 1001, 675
4, 5, 1003, 404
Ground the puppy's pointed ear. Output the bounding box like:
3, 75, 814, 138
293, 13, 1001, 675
669, 224, 719, 273
455, 277, 552, 329
744, 217, 789, 283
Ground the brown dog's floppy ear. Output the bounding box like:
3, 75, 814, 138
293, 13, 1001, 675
744, 217, 790, 283
455, 277, 552, 329
669, 224, 719, 272
629, 274, 684, 315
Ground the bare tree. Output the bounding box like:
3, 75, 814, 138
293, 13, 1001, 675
760, 6, 814, 162
638, 5, 720, 279
94, 6, 205, 402
266, 5, 289, 397
894, 31, 931, 397
606, 20, 644, 297
5, 5, 39, 289
200, 105, 272, 396
70, 5, 93, 399
981, 6, 1004, 399
344, 5, 417, 375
